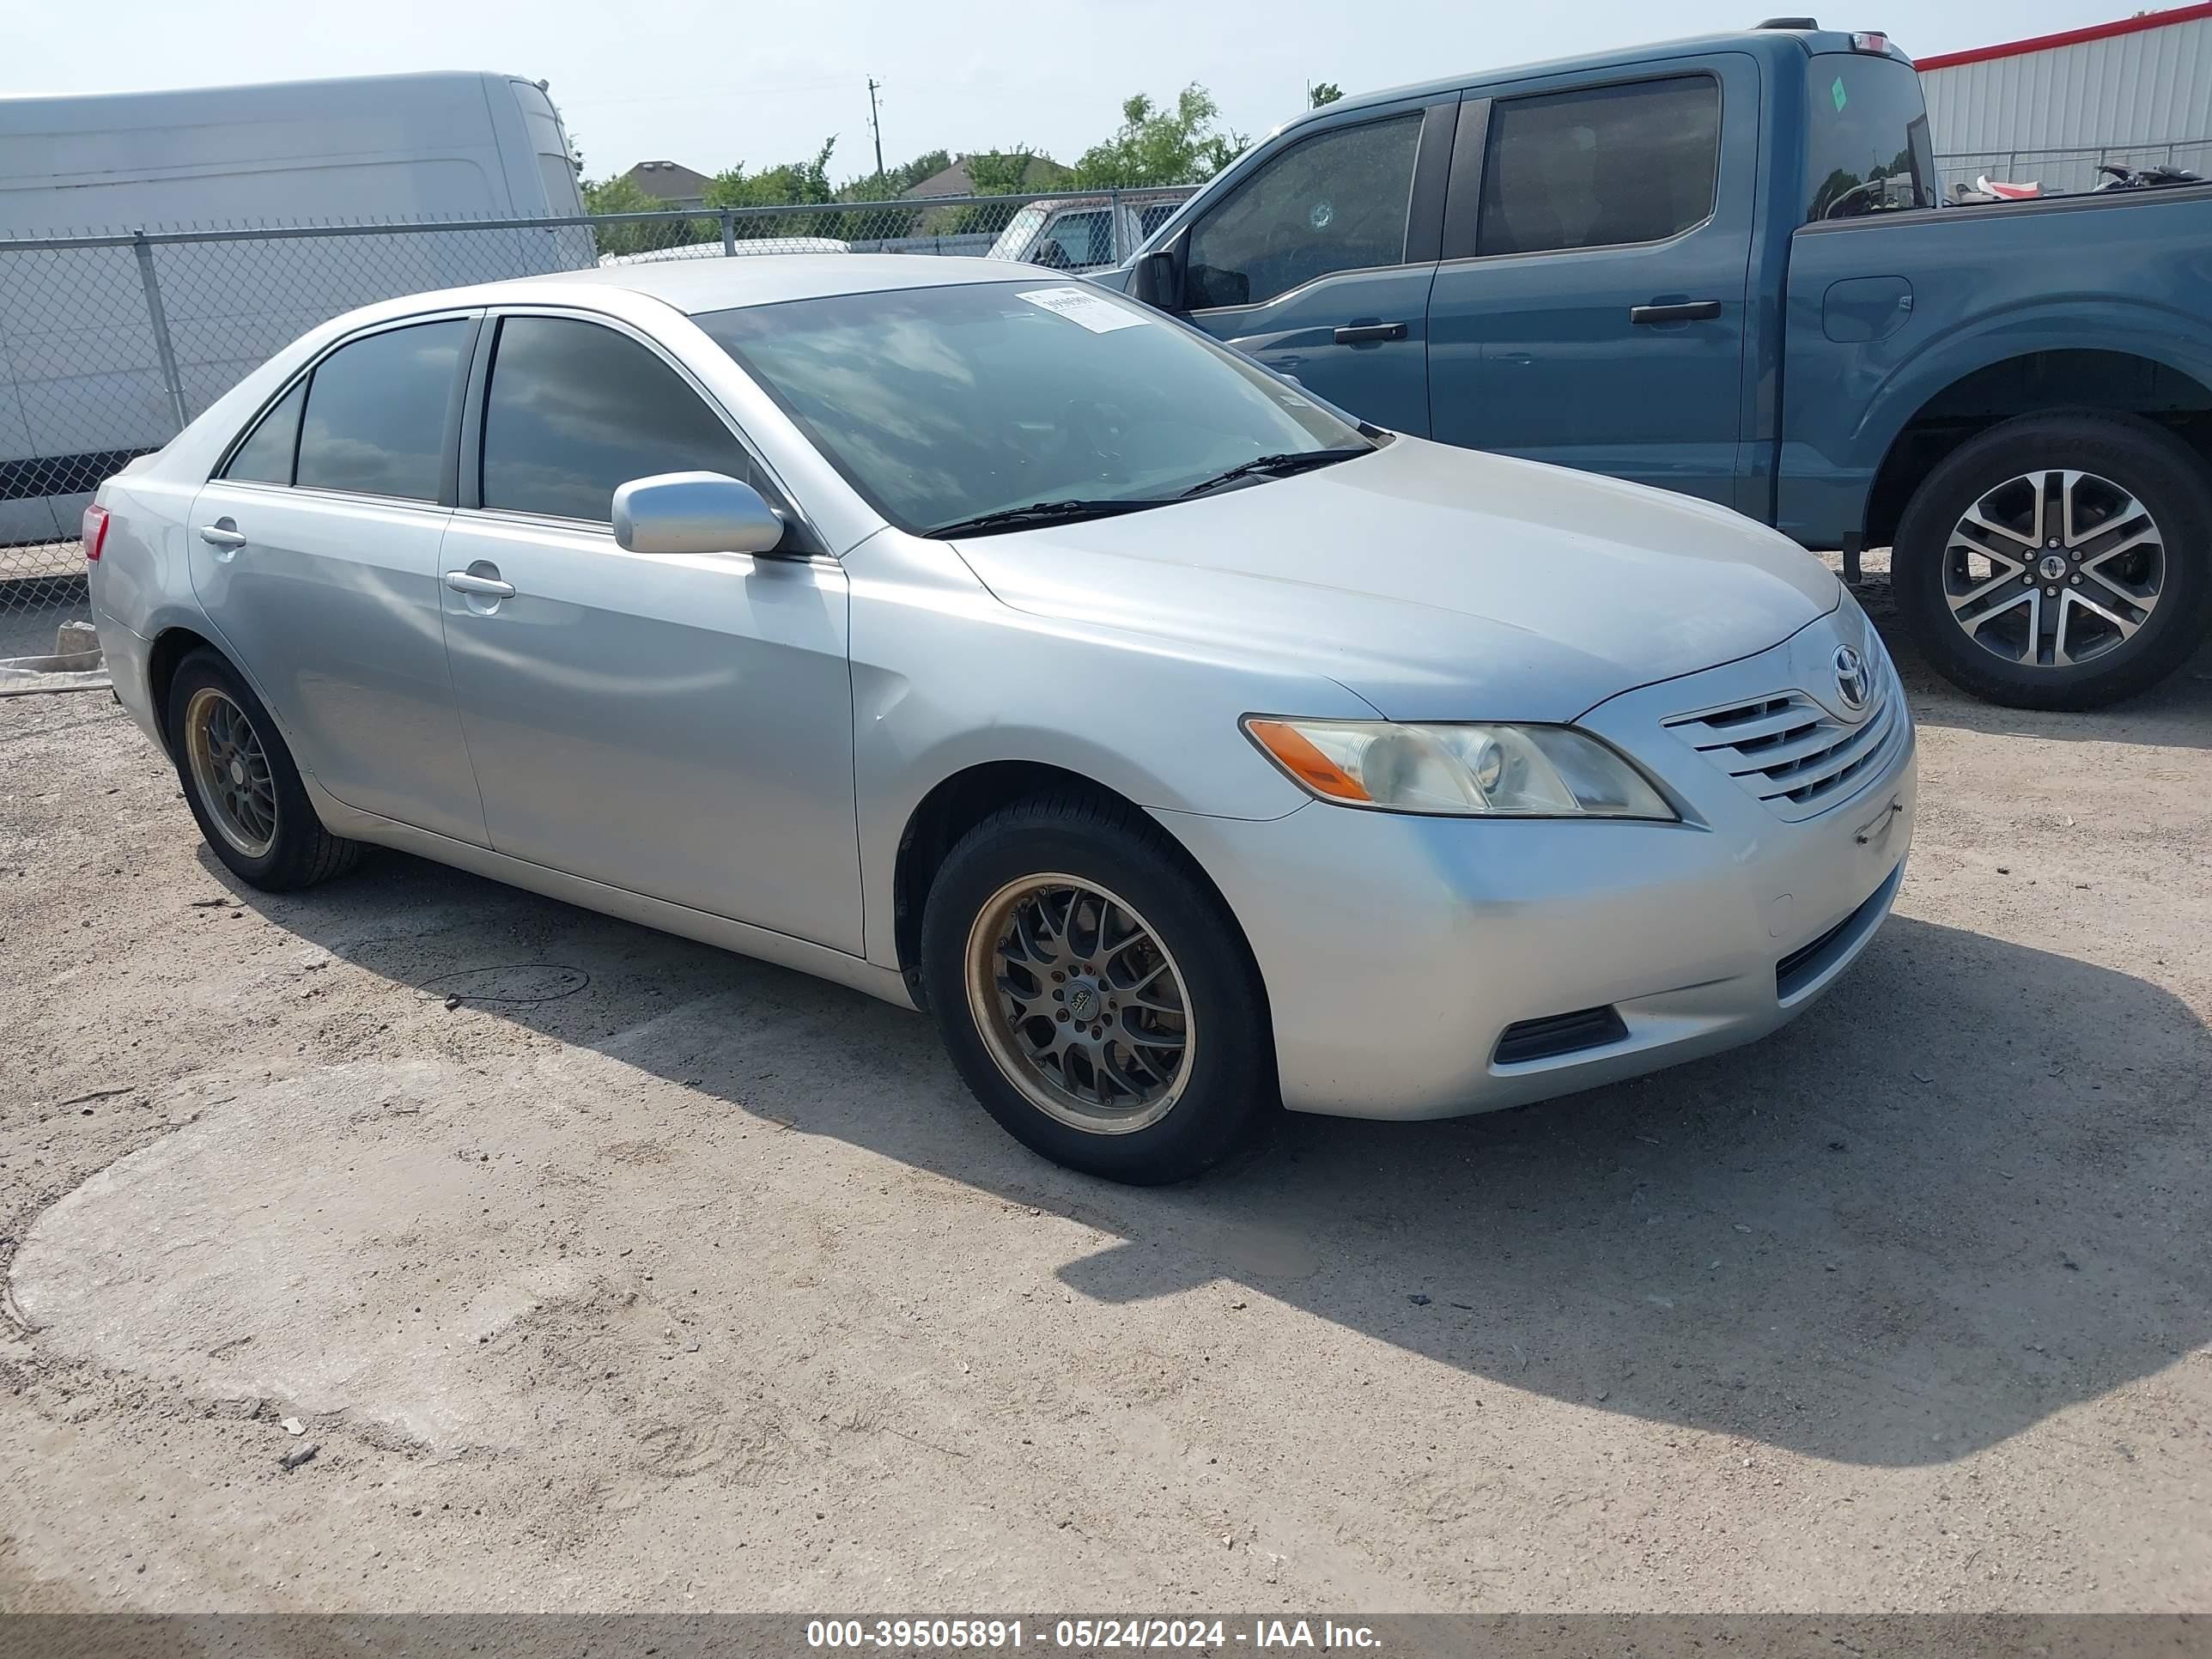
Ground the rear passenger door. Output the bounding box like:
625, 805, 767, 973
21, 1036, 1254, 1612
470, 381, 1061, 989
1426, 58, 1758, 508
188, 313, 489, 845
1170, 102, 1456, 435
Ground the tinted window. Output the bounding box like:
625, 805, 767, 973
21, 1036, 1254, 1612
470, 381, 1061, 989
1034, 210, 1111, 269
1185, 115, 1422, 309
480, 316, 752, 522
1806, 55, 1936, 220
1477, 77, 1720, 256
696, 282, 1370, 534
222, 380, 306, 485
295, 320, 467, 501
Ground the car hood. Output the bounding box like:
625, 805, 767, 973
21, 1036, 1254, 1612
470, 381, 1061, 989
948, 436, 1841, 722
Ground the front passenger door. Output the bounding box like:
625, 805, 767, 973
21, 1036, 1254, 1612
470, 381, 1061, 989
1174, 104, 1454, 435
437, 312, 861, 953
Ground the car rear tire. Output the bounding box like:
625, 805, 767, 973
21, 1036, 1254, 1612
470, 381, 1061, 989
920, 792, 1273, 1184
1892, 410, 2212, 710
166, 648, 362, 890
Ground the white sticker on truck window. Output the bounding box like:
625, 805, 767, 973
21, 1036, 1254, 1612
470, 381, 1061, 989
1015, 286, 1151, 333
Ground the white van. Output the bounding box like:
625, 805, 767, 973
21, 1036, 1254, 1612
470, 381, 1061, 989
0, 72, 592, 545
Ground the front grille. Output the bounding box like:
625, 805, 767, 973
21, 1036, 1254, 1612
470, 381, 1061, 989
1663, 655, 1903, 822
1492, 1005, 1630, 1066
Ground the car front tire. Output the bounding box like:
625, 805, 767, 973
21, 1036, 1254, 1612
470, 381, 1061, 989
166, 648, 361, 890
921, 792, 1273, 1184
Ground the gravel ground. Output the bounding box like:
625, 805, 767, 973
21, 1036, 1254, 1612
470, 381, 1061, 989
3, 578, 2209, 1614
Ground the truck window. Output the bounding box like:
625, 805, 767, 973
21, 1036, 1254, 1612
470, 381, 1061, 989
1476, 76, 1721, 257
1035, 210, 1111, 269
1184, 113, 1423, 310
1805, 53, 1936, 221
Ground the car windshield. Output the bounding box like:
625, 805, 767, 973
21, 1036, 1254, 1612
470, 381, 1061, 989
1806, 52, 1937, 220
695, 280, 1374, 535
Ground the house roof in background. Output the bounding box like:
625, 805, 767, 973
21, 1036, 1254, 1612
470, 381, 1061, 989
619, 160, 714, 201
901, 154, 1068, 199
1914, 1, 2212, 71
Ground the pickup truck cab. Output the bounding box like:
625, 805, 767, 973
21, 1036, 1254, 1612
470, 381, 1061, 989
1105, 21, 2212, 709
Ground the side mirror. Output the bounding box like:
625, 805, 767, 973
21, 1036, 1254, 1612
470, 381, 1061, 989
611, 471, 786, 557
1133, 245, 1182, 311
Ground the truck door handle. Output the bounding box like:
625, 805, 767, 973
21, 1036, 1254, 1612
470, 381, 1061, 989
198, 524, 246, 549
443, 569, 515, 599
1332, 321, 1409, 344
1630, 300, 1723, 325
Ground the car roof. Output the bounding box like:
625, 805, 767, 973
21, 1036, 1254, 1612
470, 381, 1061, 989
512, 252, 1031, 315
1264, 24, 1884, 138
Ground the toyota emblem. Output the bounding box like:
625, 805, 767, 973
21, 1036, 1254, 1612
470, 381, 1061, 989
1833, 643, 1872, 714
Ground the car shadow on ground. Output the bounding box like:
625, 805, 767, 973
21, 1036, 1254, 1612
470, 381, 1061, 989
218, 835, 2212, 1473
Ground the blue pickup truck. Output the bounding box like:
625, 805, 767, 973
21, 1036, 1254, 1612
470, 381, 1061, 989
1102, 21, 2212, 709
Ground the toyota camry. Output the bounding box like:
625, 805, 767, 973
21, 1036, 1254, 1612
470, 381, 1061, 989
86, 256, 1915, 1182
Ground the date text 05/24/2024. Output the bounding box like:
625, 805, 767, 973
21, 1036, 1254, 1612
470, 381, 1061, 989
805, 1619, 1383, 1650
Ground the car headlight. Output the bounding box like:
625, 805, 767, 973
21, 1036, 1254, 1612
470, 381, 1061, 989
1243, 717, 1676, 819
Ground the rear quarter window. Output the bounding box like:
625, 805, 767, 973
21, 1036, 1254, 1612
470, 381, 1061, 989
221, 380, 306, 485
1806, 54, 1936, 221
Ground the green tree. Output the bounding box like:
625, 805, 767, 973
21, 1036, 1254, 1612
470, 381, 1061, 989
831, 149, 952, 246
838, 148, 952, 204
581, 173, 705, 257
1308, 81, 1344, 108
1071, 85, 1248, 187
705, 138, 842, 240
965, 147, 1038, 197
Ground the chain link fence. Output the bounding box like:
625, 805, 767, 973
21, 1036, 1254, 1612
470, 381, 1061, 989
1933, 137, 2212, 199
0, 187, 1197, 653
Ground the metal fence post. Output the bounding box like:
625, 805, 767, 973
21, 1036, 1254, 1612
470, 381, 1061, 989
1108, 188, 1122, 264
131, 228, 189, 434
720, 209, 737, 257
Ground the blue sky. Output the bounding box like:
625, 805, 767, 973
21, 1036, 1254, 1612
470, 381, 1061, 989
2, 0, 2153, 185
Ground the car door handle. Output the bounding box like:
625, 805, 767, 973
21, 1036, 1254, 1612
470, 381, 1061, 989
198, 525, 247, 549
443, 569, 516, 599
1332, 321, 1409, 344
1629, 300, 1723, 325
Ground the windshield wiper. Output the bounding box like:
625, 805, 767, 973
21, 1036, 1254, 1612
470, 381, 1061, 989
926, 498, 1168, 538
1179, 447, 1371, 499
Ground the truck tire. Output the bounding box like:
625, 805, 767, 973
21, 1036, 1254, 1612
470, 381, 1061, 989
1892, 411, 2212, 710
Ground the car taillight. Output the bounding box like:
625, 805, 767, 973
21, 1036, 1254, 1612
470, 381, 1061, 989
82, 502, 110, 562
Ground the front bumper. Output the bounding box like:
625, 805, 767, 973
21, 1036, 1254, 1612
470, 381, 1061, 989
1158, 605, 1917, 1120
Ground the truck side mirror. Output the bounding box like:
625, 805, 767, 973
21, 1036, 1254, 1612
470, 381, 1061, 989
1133, 245, 1183, 312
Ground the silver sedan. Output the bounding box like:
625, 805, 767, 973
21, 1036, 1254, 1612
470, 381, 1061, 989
87, 256, 1915, 1182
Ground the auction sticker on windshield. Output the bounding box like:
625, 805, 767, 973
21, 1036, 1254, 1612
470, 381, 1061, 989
1016, 286, 1151, 333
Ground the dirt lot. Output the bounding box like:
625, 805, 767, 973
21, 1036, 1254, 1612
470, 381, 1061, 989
3, 581, 2209, 1615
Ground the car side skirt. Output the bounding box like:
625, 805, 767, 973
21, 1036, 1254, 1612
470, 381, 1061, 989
301, 777, 918, 1012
